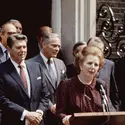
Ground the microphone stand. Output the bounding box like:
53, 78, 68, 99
99, 83, 111, 125
100, 85, 109, 112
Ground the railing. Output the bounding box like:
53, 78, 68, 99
97, 4, 125, 60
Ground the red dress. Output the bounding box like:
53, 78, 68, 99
56, 76, 104, 120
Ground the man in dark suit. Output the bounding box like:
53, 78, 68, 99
0, 22, 17, 63
29, 33, 67, 125
0, 22, 17, 125
0, 34, 49, 125
87, 36, 120, 111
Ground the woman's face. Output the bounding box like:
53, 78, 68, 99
80, 54, 100, 79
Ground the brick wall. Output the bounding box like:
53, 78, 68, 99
96, 0, 125, 59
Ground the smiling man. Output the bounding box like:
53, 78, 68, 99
0, 34, 49, 125
29, 33, 67, 125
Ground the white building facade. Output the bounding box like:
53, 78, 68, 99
51, 0, 96, 64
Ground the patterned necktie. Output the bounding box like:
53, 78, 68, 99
18, 64, 28, 89
47, 59, 57, 87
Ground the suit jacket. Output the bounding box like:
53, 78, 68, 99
98, 59, 120, 110
66, 63, 78, 78
0, 43, 9, 63
115, 57, 125, 110
28, 54, 67, 107
0, 59, 49, 125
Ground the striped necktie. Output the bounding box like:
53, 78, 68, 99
18, 64, 28, 89
47, 59, 57, 87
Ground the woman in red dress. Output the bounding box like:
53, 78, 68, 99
56, 46, 115, 125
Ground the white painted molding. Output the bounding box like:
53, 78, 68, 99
52, 0, 96, 64
51, 0, 61, 37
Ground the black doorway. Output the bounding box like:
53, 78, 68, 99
0, 0, 52, 58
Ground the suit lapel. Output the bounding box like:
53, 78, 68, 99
35, 55, 56, 89
25, 61, 35, 98
53, 59, 60, 86
6, 60, 29, 97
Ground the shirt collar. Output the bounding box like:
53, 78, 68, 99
40, 51, 54, 64
77, 76, 96, 89
10, 58, 26, 68
0, 42, 7, 53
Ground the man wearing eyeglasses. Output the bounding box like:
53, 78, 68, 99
0, 22, 17, 63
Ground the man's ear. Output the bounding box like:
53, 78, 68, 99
7, 46, 11, 52
42, 42, 47, 48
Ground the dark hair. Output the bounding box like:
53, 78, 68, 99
37, 26, 52, 40
75, 46, 104, 73
73, 41, 86, 52
7, 34, 28, 48
72, 41, 86, 56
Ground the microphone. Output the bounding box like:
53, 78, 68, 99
100, 84, 108, 102
96, 78, 106, 92
96, 79, 109, 112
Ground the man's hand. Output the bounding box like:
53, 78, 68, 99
49, 104, 56, 114
25, 111, 43, 125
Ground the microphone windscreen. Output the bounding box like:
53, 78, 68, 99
96, 78, 106, 91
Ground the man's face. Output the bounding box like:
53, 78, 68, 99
1, 24, 16, 48
8, 40, 27, 64
12, 21, 22, 34
42, 38, 61, 59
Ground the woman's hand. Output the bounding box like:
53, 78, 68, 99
62, 115, 72, 125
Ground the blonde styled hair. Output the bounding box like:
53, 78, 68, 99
75, 46, 104, 73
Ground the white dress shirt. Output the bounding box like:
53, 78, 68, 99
40, 51, 57, 80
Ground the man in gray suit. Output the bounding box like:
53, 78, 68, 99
29, 33, 67, 125
87, 37, 120, 111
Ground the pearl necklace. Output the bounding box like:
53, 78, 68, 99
77, 75, 92, 85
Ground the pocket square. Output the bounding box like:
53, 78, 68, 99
61, 70, 65, 74
37, 77, 41, 80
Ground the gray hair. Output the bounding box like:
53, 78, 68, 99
1, 22, 14, 34
8, 19, 21, 24
42, 33, 60, 44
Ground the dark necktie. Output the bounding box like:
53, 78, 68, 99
5, 50, 9, 60
47, 59, 57, 87
18, 64, 28, 89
